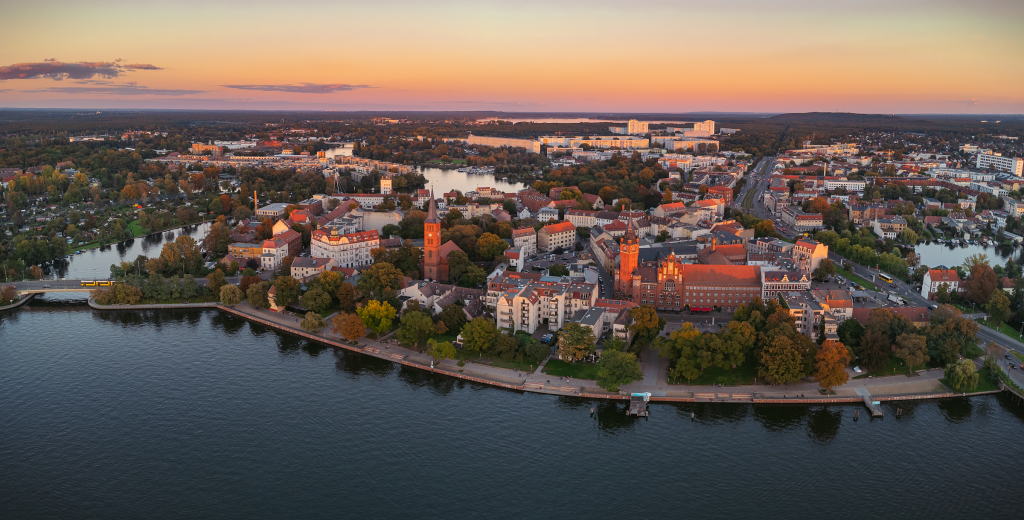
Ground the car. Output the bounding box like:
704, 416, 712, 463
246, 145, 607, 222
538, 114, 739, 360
1007, 354, 1013, 360
930, 304, 938, 310
43, 284, 51, 288
853, 366, 862, 373
1011, 364, 1018, 370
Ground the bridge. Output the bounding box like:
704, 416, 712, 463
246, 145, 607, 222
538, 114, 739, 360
6, 280, 114, 294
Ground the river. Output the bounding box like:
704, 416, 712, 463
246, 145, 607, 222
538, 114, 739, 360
914, 240, 1020, 269
46, 223, 212, 281
2, 296, 1023, 519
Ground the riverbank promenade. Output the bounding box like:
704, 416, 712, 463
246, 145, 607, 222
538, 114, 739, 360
78, 298, 995, 406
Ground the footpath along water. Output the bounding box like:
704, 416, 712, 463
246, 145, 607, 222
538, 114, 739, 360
2, 294, 1024, 519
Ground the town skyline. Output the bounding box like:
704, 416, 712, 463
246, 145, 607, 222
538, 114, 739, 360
1, 0, 1022, 113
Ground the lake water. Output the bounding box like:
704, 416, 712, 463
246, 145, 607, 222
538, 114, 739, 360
46, 223, 212, 281
2, 297, 1023, 519
914, 241, 1020, 269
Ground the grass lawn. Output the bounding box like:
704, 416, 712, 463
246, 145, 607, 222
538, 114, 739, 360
741, 187, 756, 209
941, 367, 1000, 393
428, 158, 467, 165
542, 359, 600, 380
666, 356, 759, 385
852, 354, 926, 379
429, 333, 459, 345
841, 270, 879, 292
127, 219, 148, 238
1013, 351, 1024, 363
454, 348, 537, 372
979, 318, 1022, 340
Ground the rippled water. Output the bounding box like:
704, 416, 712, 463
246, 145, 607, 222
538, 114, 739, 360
2, 294, 1023, 519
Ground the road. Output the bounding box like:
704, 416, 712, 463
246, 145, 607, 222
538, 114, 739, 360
7, 275, 248, 293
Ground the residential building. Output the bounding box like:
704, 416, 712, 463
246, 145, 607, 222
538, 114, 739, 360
872, 216, 908, 240
538, 221, 576, 252
310, 229, 380, 268
708, 185, 733, 206
791, 238, 829, 273
781, 206, 824, 232
566, 209, 598, 228
291, 257, 337, 281
466, 134, 541, 153
976, 153, 1024, 176
921, 269, 961, 300
229, 242, 264, 260
762, 270, 812, 298
256, 203, 290, 219
609, 119, 649, 135
512, 227, 537, 258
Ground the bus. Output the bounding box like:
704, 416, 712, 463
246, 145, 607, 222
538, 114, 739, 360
81, 281, 98, 287
878, 273, 894, 284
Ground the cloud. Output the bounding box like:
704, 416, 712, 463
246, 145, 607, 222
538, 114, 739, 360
221, 83, 373, 94
955, 98, 980, 106
0, 60, 162, 81
21, 84, 204, 96
430, 100, 554, 107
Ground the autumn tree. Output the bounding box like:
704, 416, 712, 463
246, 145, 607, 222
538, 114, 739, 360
557, 322, 597, 362
962, 263, 998, 305
628, 304, 665, 349
357, 262, 405, 304
1, 285, 18, 304
815, 340, 851, 393
336, 282, 358, 312
755, 220, 776, 238
596, 350, 644, 391
357, 300, 397, 336
758, 335, 805, 384
859, 328, 890, 370
206, 269, 227, 295
333, 312, 366, 341
475, 232, 509, 261
246, 281, 270, 308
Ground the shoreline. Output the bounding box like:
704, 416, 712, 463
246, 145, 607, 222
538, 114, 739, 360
82, 298, 1005, 406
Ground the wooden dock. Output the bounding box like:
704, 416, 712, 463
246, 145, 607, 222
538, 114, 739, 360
856, 388, 884, 417
627, 393, 650, 417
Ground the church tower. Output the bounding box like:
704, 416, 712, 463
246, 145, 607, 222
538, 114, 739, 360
617, 217, 639, 297
423, 189, 441, 281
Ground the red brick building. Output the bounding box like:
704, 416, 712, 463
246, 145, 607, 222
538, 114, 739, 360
708, 185, 733, 206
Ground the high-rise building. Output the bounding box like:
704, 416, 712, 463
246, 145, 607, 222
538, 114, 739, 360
976, 153, 1024, 176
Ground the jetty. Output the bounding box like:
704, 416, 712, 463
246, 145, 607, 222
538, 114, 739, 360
856, 388, 884, 417
627, 393, 650, 417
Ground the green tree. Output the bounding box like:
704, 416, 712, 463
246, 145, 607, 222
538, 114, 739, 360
316, 271, 345, 302
396, 311, 435, 348
246, 281, 270, 308
811, 258, 836, 282
985, 289, 1011, 326
357, 300, 397, 336
220, 284, 243, 305
557, 322, 597, 362
272, 276, 301, 308
438, 303, 468, 334
596, 350, 644, 391
357, 262, 405, 302
945, 359, 979, 391
301, 287, 333, 313
549, 264, 569, 276
300, 311, 326, 332
427, 339, 457, 362
935, 283, 951, 304
893, 333, 929, 375
815, 339, 850, 393
460, 317, 497, 353
180, 274, 201, 300
475, 232, 509, 261
492, 332, 520, 360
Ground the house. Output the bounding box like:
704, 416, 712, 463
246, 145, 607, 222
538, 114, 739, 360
871, 216, 908, 240
513, 227, 537, 258
921, 269, 961, 300
291, 257, 337, 281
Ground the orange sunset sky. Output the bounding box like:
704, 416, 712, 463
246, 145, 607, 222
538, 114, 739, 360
1, 0, 1022, 113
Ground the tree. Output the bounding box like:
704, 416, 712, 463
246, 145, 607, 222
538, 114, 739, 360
812, 258, 836, 282
893, 333, 929, 375
246, 281, 270, 308
759, 335, 805, 384
836, 319, 864, 355
549, 264, 569, 276
333, 312, 366, 341
755, 220, 776, 237
1, 285, 18, 304
357, 300, 397, 336
272, 276, 301, 308
357, 262, 405, 302
438, 303, 468, 334
206, 269, 227, 295
596, 350, 644, 391
460, 317, 497, 353
815, 340, 851, 393
985, 289, 1011, 326
300, 312, 326, 333
301, 287, 332, 313
629, 305, 665, 348
962, 263, 998, 305
396, 311, 435, 348
316, 271, 345, 302
557, 322, 597, 362
427, 339, 457, 362
336, 282, 358, 312
936, 283, 950, 304
220, 284, 243, 305
859, 328, 890, 370
475, 232, 508, 261
945, 359, 979, 391
492, 333, 520, 360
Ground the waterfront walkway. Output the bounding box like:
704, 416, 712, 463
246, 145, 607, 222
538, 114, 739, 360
80, 299, 993, 404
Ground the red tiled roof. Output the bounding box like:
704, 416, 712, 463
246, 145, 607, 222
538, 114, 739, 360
928, 269, 960, 283
543, 221, 576, 234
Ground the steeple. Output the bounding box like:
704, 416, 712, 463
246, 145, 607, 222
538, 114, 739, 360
624, 213, 637, 240
425, 187, 440, 223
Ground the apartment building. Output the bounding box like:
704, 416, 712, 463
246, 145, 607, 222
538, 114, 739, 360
538, 221, 576, 252
310, 228, 380, 268
494, 277, 598, 334
466, 134, 542, 153
565, 209, 598, 228
976, 153, 1023, 176
781, 206, 824, 232
872, 216, 908, 240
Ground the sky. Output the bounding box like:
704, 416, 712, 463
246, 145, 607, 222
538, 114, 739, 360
1, 0, 1022, 114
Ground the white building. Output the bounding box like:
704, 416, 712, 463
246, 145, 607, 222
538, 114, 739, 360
977, 153, 1024, 176
921, 269, 961, 300
609, 119, 649, 135
310, 228, 380, 268
512, 227, 537, 258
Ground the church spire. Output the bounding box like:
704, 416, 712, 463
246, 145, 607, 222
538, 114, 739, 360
425, 187, 440, 223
